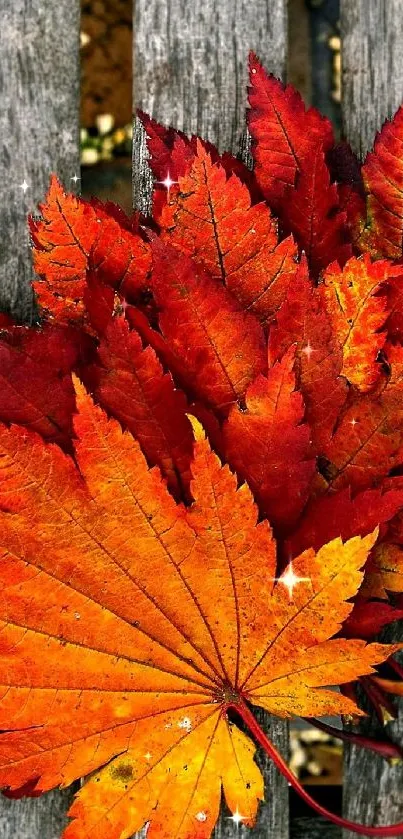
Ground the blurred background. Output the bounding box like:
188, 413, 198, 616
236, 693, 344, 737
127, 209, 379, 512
80, 0, 340, 213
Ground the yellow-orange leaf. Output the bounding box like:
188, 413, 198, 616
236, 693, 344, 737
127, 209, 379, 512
361, 543, 403, 600
0, 383, 396, 838
322, 255, 399, 392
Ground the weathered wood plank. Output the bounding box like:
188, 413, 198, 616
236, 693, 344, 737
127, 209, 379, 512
133, 2, 290, 837
133, 0, 288, 213
340, 0, 403, 158
341, 6, 403, 835
0, 1, 80, 835
0, 789, 78, 839
0, 0, 81, 321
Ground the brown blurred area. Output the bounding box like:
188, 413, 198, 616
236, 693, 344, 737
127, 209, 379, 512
80, 0, 132, 128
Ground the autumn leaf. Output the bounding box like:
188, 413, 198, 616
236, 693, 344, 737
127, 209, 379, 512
248, 52, 334, 211
358, 105, 403, 259
362, 544, 403, 600
0, 323, 82, 449
149, 238, 267, 412
30, 176, 151, 323
92, 316, 194, 498
327, 140, 366, 246
287, 483, 403, 558
0, 379, 396, 838
139, 112, 260, 217
383, 270, 403, 344
159, 143, 297, 323
321, 344, 403, 493
269, 257, 348, 451
343, 598, 403, 640
282, 145, 352, 277
321, 255, 400, 392
222, 345, 316, 533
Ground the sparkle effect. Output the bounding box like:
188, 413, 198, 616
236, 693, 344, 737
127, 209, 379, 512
19, 179, 29, 193
156, 171, 178, 199
144, 752, 152, 761
350, 418, 358, 427
71, 173, 80, 185
275, 562, 311, 600
227, 808, 246, 826
302, 342, 314, 361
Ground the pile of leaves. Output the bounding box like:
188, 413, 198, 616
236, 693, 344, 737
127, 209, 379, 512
1, 53, 403, 837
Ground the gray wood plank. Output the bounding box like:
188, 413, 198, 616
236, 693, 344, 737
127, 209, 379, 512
133, 0, 288, 213
0, 789, 78, 839
340, 0, 403, 158
133, 2, 290, 837
0, 0, 81, 321
0, 1, 80, 836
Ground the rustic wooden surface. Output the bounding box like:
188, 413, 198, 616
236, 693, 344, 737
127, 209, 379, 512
340, 0, 403, 158
132, 0, 288, 213
0, 0, 80, 834
0, 0, 81, 322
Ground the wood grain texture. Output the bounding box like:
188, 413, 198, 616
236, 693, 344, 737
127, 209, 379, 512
342, 630, 403, 838
0, 789, 77, 839
340, 0, 403, 158
132, 2, 290, 837
132, 0, 288, 213
0, 0, 81, 321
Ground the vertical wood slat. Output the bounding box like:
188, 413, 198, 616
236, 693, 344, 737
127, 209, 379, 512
0, 0, 81, 321
341, 0, 403, 159
133, 2, 290, 838
133, 0, 288, 214
0, 0, 81, 834
341, 9, 403, 838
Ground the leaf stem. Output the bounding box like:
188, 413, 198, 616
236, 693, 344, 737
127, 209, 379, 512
233, 701, 403, 837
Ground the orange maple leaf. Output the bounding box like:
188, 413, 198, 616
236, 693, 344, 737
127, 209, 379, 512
0, 379, 398, 838
30, 176, 151, 324
159, 143, 297, 323
322, 255, 401, 393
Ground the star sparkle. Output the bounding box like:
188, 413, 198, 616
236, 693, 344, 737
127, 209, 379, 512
227, 807, 246, 826
301, 342, 314, 361
275, 562, 311, 600
71, 173, 80, 185
19, 179, 29, 193
156, 171, 178, 199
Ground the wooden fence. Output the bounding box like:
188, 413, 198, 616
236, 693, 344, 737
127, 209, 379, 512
0, 0, 402, 836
